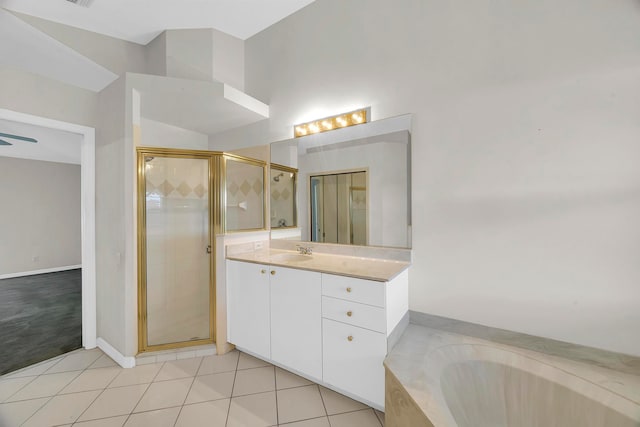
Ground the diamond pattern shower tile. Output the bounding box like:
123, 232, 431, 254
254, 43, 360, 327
240, 181, 251, 196
159, 180, 175, 197
193, 184, 206, 198
228, 182, 239, 196
252, 180, 263, 195
177, 182, 192, 197
272, 190, 281, 201
281, 188, 290, 200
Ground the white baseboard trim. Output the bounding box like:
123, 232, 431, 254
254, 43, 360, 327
97, 337, 136, 368
0, 265, 82, 280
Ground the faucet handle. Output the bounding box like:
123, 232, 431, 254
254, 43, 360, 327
306, 247, 313, 255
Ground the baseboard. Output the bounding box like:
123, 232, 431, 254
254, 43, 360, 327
0, 265, 82, 280
97, 337, 136, 369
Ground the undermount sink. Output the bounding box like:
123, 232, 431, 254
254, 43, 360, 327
271, 253, 313, 263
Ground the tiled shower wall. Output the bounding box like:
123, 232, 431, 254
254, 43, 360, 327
226, 160, 264, 231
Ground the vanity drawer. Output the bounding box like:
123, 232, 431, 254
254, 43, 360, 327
322, 274, 385, 308
322, 296, 386, 333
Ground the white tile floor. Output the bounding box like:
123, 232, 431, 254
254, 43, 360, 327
0, 348, 385, 427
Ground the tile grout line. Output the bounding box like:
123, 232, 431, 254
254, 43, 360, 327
278, 415, 329, 426
317, 384, 333, 427
224, 350, 241, 427
1, 374, 40, 403
1, 348, 102, 425
72, 353, 134, 420
15, 395, 52, 427
72, 353, 129, 425
172, 356, 206, 427
14, 361, 88, 426
121, 360, 167, 424
52, 350, 106, 425
273, 365, 279, 425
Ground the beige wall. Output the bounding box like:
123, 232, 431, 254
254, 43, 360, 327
0, 65, 97, 127
0, 157, 81, 275
212, 0, 640, 356
95, 76, 127, 354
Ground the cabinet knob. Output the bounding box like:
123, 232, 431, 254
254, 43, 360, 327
261, 269, 266, 274
347, 335, 353, 342
271, 270, 276, 275
346, 287, 352, 293
346, 311, 353, 317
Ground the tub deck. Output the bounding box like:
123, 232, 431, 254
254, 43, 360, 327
384, 323, 640, 427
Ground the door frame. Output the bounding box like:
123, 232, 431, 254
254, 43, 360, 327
0, 108, 97, 349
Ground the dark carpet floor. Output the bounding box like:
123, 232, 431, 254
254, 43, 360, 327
0, 269, 82, 375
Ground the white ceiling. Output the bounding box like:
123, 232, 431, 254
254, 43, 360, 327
0, 0, 316, 44
0, 118, 82, 164
0, 9, 118, 91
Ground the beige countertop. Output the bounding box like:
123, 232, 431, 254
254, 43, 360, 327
226, 248, 410, 282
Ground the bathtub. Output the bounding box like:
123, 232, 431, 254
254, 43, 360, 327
384, 325, 640, 427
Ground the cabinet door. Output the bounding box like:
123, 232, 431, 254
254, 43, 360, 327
227, 260, 270, 359
323, 318, 386, 408
270, 266, 322, 380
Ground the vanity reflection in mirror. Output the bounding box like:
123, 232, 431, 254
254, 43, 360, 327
270, 113, 411, 248
270, 164, 297, 228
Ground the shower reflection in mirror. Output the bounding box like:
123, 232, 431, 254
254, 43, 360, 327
270, 164, 297, 228
310, 170, 367, 245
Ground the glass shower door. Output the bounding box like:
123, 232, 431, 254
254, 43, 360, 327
139, 153, 213, 350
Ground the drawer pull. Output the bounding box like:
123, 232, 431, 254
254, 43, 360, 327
347, 335, 353, 342
271, 270, 276, 275
346, 311, 353, 317
261, 269, 266, 274
346, 287, 352, 293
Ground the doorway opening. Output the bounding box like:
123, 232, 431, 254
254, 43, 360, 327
0, 109, 97, 373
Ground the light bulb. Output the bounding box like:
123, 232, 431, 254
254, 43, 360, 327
309, 123, 320, 133
322, 120, 333, 130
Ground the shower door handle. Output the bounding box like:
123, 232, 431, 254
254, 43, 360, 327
206, 245, 212, 254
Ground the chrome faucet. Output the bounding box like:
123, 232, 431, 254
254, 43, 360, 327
296, 245, 313, 255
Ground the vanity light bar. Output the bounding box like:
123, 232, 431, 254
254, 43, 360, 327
293, 108, 369, 138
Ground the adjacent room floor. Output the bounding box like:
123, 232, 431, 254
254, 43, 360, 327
0, 269, 82, 376
0, 348, 385, 426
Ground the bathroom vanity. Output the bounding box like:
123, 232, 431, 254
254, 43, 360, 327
225, 243, 410, 409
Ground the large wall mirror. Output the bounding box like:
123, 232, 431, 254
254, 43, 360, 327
270, 114, 411, 248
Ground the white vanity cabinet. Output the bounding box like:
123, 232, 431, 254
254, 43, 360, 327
226, 258, 409, 410
270, 266, 322, 380
226, 260, 322, 380
321, 273, 406, 408
227, 260, 271, 360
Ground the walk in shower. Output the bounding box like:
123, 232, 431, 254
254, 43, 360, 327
137, 147, 265, 353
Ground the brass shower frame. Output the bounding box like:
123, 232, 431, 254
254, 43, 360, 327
136, 147, 267, 354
